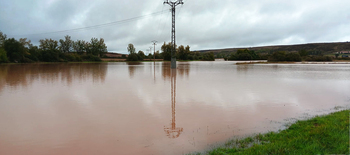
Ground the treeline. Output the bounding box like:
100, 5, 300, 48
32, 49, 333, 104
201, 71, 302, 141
268, 50, 333, 62
204, 42, 350, 56
224, 49, 268, 60
219, 48, 333, 62
126, 42, 215, 61
0, 31, 107, 63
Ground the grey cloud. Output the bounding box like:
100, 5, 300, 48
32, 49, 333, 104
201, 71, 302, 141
1, 0, 350, 54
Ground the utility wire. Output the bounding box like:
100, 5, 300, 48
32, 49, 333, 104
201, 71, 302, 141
177, 0, 190, 18
156, 5, 166, 41
11, 10, 168, 37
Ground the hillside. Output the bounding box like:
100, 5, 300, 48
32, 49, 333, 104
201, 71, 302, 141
197, 42, 350, 55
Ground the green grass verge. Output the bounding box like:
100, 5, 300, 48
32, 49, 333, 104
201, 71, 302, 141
199, 110, 349, 155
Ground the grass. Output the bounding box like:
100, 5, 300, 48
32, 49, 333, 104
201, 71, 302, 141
194, 110, 349, 155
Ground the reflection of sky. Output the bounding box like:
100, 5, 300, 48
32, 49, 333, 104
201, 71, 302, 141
0, 62, 350, 155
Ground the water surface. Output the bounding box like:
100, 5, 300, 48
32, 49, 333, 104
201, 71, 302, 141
0, 62, 349, 155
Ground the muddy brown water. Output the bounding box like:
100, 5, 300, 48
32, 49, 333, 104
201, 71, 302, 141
0, 62, 349, 155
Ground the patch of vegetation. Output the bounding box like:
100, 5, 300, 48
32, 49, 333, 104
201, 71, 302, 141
0, 30, 107, 63
81, 54, 101, 62
268, 51, 302, 62
227, 49, 268, 61
159, 42, 215, 61
194, 110, 349, 155
199, 42, 350, 56
303, 55, 333, 62
335, 57, 350, 61
266, 50, 334, 62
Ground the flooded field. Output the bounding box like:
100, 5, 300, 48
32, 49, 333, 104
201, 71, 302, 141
0, 62, 349, 155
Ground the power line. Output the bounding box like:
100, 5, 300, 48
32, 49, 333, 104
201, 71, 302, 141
158, 9, 171, 42
156, 5, 166, 40
177, 0, 190, 18
164, 0, 184, 69
10, 10, 168, 37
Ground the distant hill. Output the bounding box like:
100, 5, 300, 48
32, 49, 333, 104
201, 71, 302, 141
197, 42, 350, 55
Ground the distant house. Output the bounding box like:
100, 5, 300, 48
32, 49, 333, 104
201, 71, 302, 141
104, 52, 128, 58
337, 51, 350, 54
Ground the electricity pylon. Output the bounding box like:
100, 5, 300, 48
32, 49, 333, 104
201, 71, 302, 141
152, 40, 157, 61
164, 0, 184, 69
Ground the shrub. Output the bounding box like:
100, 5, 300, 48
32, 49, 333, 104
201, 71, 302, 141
236, 52, 252, 60
188, 55, 194, 60
303, 55, 332, 61
81, 54, 102, 61
201, 52, 215, 61
0, 48, 8, 63
268, 51, 286, 62
228, 49, 260, 60
41, 51, 59, 62
285, 52, 301, 62
127, 53, 139, 61
64, 54, 76, 62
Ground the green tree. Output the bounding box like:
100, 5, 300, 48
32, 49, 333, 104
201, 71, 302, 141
126, 43, 139, 61
138, 50, 145, 59
73, 40, 86, 55
19, 38, 31, 48
87, 38, 107, 57
201, 52, 215, 61
59, 35, 73, 53
227, 49, 259, 60
335, 53, 339, 58
18, 38, 32, 61
84, 38, 107, 57
127, 53, 139, 61
127, 43, 136, 54
27, 45, 40, 62
248, 50, 258, 59
228, 52, 236, 60
4, 38, 26, 62
285, 52, 301, 61
39, 38, 59, 62
0, 31, 7, 48
161, 42, 172, 61
98, 38, 107, 57
268, 51, 286, 62
147, 53, 153, 59
298, 49, 308, 57
178, 45, 186, 60
39, 38, 59, 51
0, 48, 8, 63
155, 50, 161, 59
90, 38, 107, 57
177, 45, 191, 60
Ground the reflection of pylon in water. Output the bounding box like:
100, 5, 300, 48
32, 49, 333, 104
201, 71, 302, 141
164, 69, 183, 138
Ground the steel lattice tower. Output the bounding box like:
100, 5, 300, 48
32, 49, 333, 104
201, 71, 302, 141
164, 0, 183, 69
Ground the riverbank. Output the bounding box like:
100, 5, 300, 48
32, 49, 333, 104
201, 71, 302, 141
191, 110, 349, 155
100, 58, 164, 62
236, 60, 350, 65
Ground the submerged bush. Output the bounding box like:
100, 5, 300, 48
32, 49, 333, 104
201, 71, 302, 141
201, 52, 215, 61
268, 51, 287, 62
126, 53, 139, 61
228, 49, 260, 60
81, 54, 101, 61
285, 52, 301, 62
303, 55, 332, 61
268, 51, 301, 62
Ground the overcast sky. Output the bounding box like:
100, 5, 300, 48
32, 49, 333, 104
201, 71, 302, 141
1, 0, 350, 54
